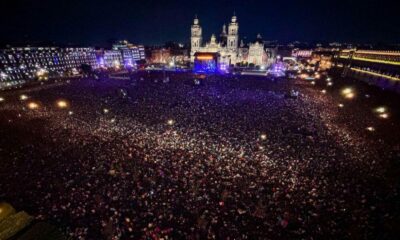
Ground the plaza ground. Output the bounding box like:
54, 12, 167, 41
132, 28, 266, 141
0, 72, 399, 239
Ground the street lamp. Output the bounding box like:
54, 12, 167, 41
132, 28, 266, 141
260, 133, 267, 140
341, 87, 355, 99
27, 102, 39, 110
56, 100, 69, 109
167, 119, 175, 126
375, 106, 386, 113
366, 126, 375, 132
20, 94, 28, 101
379, 113, 389, 119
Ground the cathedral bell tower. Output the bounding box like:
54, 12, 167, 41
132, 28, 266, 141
220, 24, 227, 46
190, 16, 202, 62
227, 14, 239, 51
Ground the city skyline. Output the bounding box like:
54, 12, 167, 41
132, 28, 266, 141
1, 0, 399, 47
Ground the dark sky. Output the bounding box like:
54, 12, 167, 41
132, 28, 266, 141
0, 0, 399, 47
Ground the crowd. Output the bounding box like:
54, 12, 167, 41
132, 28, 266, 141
0, 71, 399, 239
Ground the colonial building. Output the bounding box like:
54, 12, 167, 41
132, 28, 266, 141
190, 15, 273, 67
150, 48, 171, 64
247, 34, 266, 66
190, 15, 239, 65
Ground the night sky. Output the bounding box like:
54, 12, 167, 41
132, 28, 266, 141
1, 0, 399, 47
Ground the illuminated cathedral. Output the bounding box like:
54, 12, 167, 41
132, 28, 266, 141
190, 14, 272, 67
190, 15, 239, 65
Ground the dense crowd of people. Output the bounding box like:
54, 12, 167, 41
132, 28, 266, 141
0, 71, 399, 239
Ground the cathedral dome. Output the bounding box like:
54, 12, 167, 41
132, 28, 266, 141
254, 34, 263, 44
211, 34, 217, 43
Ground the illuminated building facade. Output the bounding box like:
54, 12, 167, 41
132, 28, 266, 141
147, 45, 190, 65
0, 47, 98, 89
190, 15, 239, 65
237, 40, 249, 63
112, 40, 145, 67
310, 50, 335, 70
338, 49, 400, 66
102, 50, 124, 69
0, 42, 146, 89
334, 49, 400, 93
150, 48, 171, 64
248, 35, 266, 66
190, 16, 273, 68
292, 49, 313, 58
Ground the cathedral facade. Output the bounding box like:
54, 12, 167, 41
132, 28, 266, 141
190, 15, 239, 65
190, 15, 271, 67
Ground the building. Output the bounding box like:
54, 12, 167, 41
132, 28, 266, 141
112, 40, 145, 66
292, 49, 313, 58
338, 49, 400, 65
102, 50, 123, 69
147, 42, 190, 65
310, 49, 336, 70
237, 40, 249, 63
0, 47, 98, 89
334, 49, 400, 93
149, 48, 171, 64
190, 15, 273, 68
264, 48, 278, 66
0, 41, 146, 89
190, 15, 239, 66
247, 34, 266, 66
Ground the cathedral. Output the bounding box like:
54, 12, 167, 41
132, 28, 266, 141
190, 14, 273, 67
